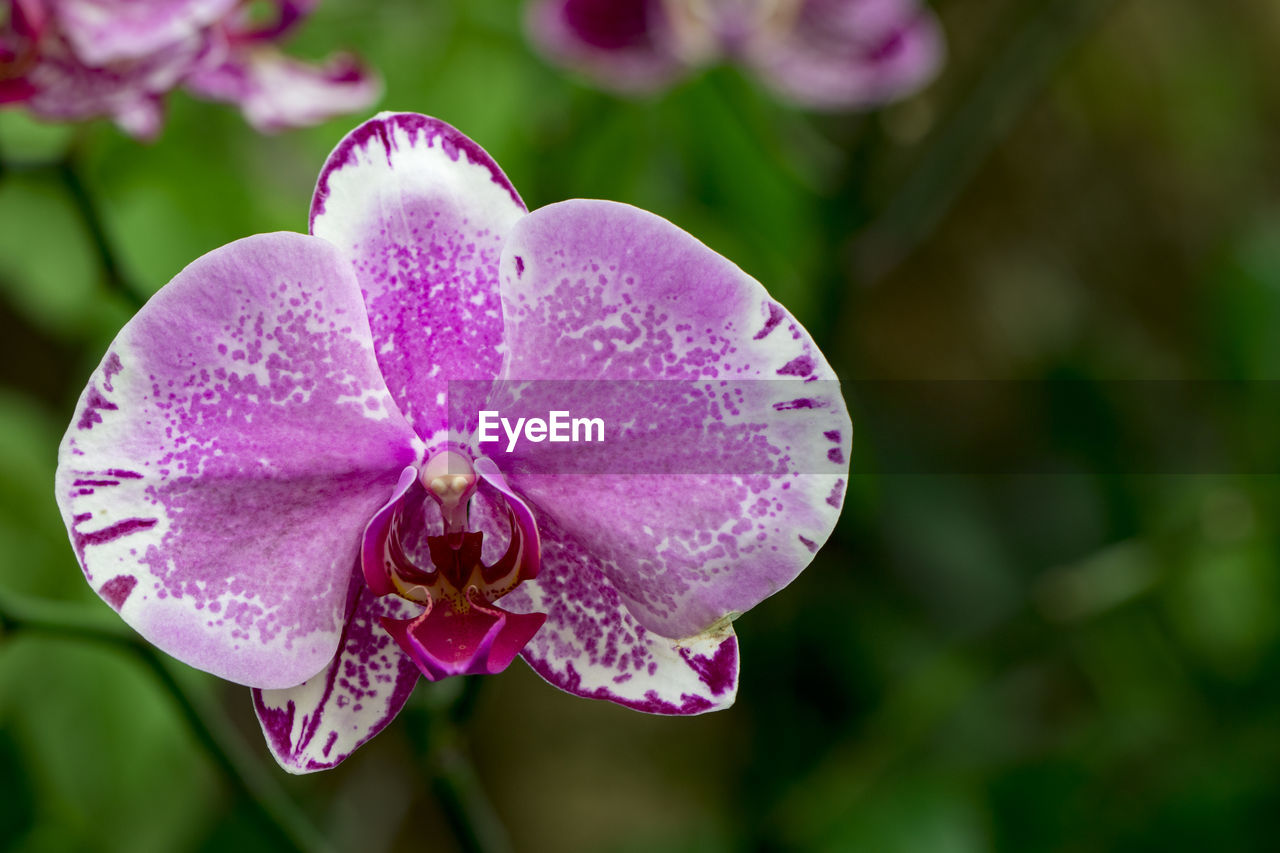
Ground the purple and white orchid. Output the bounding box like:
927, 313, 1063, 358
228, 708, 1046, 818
526, 0, 944, 110
0, 0, 378, 139
55, 112, 850, 773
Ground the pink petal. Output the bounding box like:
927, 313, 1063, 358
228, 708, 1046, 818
746, 0, 945, 110
51, 0, 238, 66
525, 0, 689, 94
19, 32, 200, 139
310, 113, 527, 446
252, 580, 421, 774
504, 515, 739, 714
184, 45, 381, 133
55, 232, 420, 688
496, 199, 849, 639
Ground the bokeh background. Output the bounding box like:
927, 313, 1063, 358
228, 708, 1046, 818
4, 0, 1280, 850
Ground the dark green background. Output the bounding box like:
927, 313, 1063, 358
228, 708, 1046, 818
4, 1, 1280, 850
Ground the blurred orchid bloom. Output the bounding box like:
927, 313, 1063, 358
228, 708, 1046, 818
55, 113, 850, 772
527, 0, 944, 109
0, 0, 378, 139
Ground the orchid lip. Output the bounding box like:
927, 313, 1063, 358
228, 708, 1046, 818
359, 450, 546, 681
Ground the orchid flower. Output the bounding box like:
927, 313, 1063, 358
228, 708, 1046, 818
526, 0, 944, 110
55, 112, 850, 773
0, 0, 378, 139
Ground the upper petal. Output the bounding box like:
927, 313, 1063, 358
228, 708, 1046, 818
495, 199, 849, 639
310, 112, 527, 446
55, 232, 420, 688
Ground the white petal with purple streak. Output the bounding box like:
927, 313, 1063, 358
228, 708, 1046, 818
310, 113, 527, 446
253, 582, 421, 773
54, 232, 420, 688
496, 199, 850, 639
503, 516, 739, 714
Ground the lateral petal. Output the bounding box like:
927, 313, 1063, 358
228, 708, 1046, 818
310, 113, 527, 445
252, 579, 421, 774
505, 516, 739, 714
496, 199, 849, 639
55, 232, 420, 688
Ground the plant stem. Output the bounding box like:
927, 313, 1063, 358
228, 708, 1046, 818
0, 588, 331, 853
54, 153, 146, 311
405, 679, 511, 853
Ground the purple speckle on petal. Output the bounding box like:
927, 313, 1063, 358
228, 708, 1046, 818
253, 693, 298, 758
677, 635, 738, 696
753, 302, 785, 340
773, 398, 823, 411
76, 386, 118, 430
99, 575, 138, 610
777, 355, 815, 377
102, 352, 123, 391
71, 517, 158, 562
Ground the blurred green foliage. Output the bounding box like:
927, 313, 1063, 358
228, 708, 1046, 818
5, 0, 1280, 851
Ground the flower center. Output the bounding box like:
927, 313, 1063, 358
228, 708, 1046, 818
363, 451, 540, 615
361, 453, 546, 681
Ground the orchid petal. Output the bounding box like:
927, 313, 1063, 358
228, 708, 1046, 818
184, 46, 381, 134
310, 113, 527, 446
21, 34, 199, 138
504, 516, 738, 714
746, 0, 944, 110
52, 0, 238, 66
496, 199, 850, 639
55, 232, 420, 688
252, 579, 421, 774
525, 0, 689, 94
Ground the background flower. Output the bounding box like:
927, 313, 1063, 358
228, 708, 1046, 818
0, 0, 379, 138
526, 0, 944, 109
